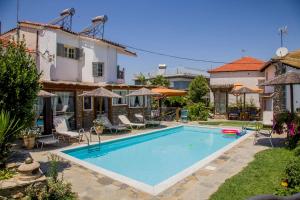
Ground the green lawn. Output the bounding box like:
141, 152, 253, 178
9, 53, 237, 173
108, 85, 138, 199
198, 120, 261, 128
209, 148, 294, 200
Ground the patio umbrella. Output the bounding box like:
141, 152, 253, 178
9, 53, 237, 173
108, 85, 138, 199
38, 90, 57, 98
231, 86, 261, 110
260, 71, 300, 113
151, 87, 187, 117
126, 88, 161, 121
151, 87, 187, 97
79, 87, 122, 115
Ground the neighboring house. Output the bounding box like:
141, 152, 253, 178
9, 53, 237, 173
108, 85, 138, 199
260, 49, 300, 113
208, 57, 265, 115
133, 64, 209, 90
0, 20, 151, 133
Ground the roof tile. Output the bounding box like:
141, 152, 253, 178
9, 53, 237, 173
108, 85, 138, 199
208, 57, 265, 73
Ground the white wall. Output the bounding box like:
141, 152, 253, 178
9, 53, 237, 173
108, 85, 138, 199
38, 29, 57, 81
210, 71, 265, 107
285, 67, 300, 112
264, 65, 276, 94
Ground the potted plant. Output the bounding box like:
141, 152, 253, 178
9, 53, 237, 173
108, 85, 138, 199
20, 128, 40, 149
93, 119, 104, 135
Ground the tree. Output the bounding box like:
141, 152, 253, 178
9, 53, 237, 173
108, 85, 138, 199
150, 75, 170, 87
136, 73, 147, 85
0, 40, 41, 127
188, 75, 209, 103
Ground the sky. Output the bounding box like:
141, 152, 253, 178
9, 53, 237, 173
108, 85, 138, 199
1, 0, 300, 83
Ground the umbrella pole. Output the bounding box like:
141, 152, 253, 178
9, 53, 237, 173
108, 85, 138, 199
143, 95, 145, 123
290, 84, 294, 114
99, 97, 103, 117
243, 93, 246, 111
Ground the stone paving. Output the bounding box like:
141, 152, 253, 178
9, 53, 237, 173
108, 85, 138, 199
28, 122, 281, 200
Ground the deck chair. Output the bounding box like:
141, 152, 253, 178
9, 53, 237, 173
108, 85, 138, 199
134, 113, 160, 127
99, 116, 129, 133
118, 115, 145, 129
53, 116, 84, 143
181, 109, 188, 123
253, 111, 273, 147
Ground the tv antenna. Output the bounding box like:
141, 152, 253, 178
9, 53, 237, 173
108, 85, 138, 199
49, 8, 75, 31
80, 15, 108, 39
278, 26, 288, 47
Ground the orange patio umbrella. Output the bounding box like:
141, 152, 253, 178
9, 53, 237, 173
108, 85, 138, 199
151, 87, 187, 97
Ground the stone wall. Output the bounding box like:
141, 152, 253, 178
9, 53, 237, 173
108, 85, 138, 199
273, 63, 287, 114
111, 106, 149, 125
111, 105, 128, 125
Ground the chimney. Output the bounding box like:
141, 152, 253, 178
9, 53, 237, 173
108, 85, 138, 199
158, 64, 167, 75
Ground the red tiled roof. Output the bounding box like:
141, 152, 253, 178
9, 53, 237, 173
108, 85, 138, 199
208, 57, 265, 73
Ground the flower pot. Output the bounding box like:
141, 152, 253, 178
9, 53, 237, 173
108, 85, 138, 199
23, 136, 36, 149
95, 126, 104, 135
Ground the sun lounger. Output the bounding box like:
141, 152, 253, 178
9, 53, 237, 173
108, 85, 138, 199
253, 111, 273, 147
36, 134, 59, 149
118, 115, 145, 129
53, 117, 84, 143
134, 113, 160, 126
98, 116, 129, 133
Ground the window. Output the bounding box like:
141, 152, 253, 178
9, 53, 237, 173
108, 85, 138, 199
64, 47, 75, 59
52, 91, 76, 130
173, 81, 190, 89
128, 95, 150, 108
83, 95, 93, 111
57, 43, 81, 60
93, 62, 104, 77
112, 90, 128, 105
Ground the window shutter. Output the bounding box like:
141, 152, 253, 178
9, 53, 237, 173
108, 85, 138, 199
92, 63, 97, 77
57, 43, 64, 57
75, 48, 80, 60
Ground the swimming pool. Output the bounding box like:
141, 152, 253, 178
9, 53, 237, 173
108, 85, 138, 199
58, 125, 250, 195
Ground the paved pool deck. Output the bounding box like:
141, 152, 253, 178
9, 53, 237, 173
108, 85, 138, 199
28, 122, 283, 200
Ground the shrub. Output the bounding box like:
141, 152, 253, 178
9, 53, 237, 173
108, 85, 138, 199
0, 110, 24, 168
164, 96, 187, 107
0, 169, 15, 180
149, 75, 170, 87
188, 75, 209, 103
293, 146, 300, 157
25, 154, 77, 200
187, 102, 209, 121
285, 158, 300, 188
0, 40, 41, 127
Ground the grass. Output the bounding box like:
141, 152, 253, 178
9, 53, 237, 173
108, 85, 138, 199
198, 120, 261, 128
209, 148, 295, 200
0, 169, 15, 180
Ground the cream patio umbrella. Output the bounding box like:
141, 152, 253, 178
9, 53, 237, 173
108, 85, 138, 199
231, 86, 262, 110
38, 90, 57, 97
79, 87, 122, 115
126, 88, 161, 121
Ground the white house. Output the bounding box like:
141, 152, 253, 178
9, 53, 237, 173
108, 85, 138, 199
0, 20, 149, 133
133, 64, 209, 90
208, 56, 265, 115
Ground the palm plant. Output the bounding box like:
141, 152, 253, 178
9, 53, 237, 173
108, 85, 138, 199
0, 110, 24, 168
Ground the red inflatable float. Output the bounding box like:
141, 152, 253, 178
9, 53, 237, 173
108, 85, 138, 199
221, 128, 239, 135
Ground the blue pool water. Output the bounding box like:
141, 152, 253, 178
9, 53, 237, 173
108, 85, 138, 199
63, 126, 240, 186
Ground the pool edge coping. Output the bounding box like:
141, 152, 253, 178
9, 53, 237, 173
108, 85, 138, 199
55, 124, 254, 196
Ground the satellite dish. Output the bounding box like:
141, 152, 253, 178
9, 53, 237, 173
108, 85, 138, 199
276, 47, 288, 57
